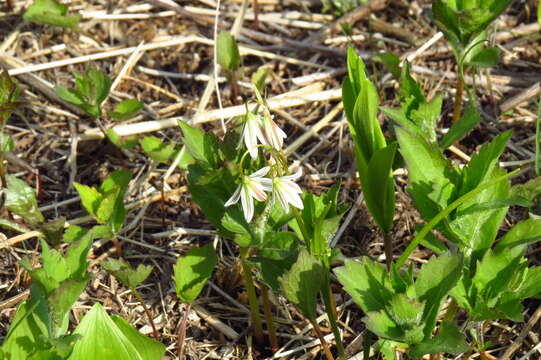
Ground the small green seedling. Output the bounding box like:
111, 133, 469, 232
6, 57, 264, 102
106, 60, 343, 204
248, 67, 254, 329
432, 0, 513, 122
73, 169, 132, 255
24, 0, 81, 29
216, 31, 242, 102
336, 252, 467, 358
174, 243, 217, 358
342, 47, 397, 269
102, 259, 158, 339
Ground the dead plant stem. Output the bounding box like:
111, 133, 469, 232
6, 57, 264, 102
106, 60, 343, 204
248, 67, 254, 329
132, 288, 159, 339
261, 284, 279, 352
178, 303, 192, 359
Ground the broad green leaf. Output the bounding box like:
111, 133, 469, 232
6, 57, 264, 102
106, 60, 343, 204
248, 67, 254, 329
69, 303, 165, 360
73, 182, 102, 220
49, 278, 89, 336
495, 219, 541, 251
109, 99, 143, 121
346, 47, 367, 96
179, 122, 219, 168
102, 259, 153, 290
515, 266, 541, 299
100, 169, 132, 233
140, 136, 177, 163
0, 217, 30, 233
409, 94, 442, 144
363, 143, 397, 233
4, 175, 45, 227
251, 232, 299, 291
335, 258, 393, 313
24, 0, 81, 29
387, 293, 424, 329
432, 0, 462, 47
55, 86, 84, 105
364, 310, 405, 342
279, 249, 325, 320
466, 47, 500, 68
441, 106, 481, 149
0, 69, 20, 123
409, 321, 469, 357
460, 130, 511, 194
216, 31, 241, 71
473, 246, 524, 304
414, 252, 462, 337
0, 132, 14, 152
174, 243, 217, 304
1, 300, 49, 359
395, 126, 457, 221
399, 61, 425, 107
86, 68, 112, 108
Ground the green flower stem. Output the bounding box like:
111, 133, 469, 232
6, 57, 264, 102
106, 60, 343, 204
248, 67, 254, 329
452, 72, 464, 124
321, 281, 346, 360
383, 231, 393, 270
535, 95, 541, 176
261, 283, 279, 352
309, 318, 335, 360
395, 169, 518, 269
240, 247, 264, 345
292, 208, 311, 250
131, 288, 159, 339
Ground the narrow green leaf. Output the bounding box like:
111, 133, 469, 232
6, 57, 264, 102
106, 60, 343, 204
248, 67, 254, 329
73, 182, 102, 220
279, 249, 325, 320
55, 86, 85, 105
4, 175, 45, 227
216, 31, 241, 71
174, 243, 217, 304
102, 259, 153, 290
441, 107, 480, 149
86, 68, 111, 107
363, 143, 397, 233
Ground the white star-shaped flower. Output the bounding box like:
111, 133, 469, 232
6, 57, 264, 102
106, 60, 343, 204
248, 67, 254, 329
225, 167, 273, 222
261, 114, 287, 151
242, 111, 266, 159
273, 168, 303, 213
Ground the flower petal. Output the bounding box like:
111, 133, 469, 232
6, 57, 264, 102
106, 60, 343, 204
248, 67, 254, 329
241, 185, 254, 222
225, 185, 242, 207
258, 178, 273, 192
250, 166, 270, 178
283, 168, 303, 181
246, 180, 268, 202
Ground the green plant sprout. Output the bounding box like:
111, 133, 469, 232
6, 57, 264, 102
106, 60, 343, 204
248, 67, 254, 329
73, 169, 132, 256
432, 0, 513, 123
55, 67, 143, 149
216, 31, 242, 103
101, 259, 158, 339
24, 0, 81, 29
342, 47, 397, 269
173, 243, 217, 359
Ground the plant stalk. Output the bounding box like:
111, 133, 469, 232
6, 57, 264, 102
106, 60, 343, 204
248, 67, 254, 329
310, 318, 335, 360
261, 283, 279, 352
535, 94, 541, 176
240, 247, 264, 346
322, 283, 346, 360
395, 169, 518, 269
177, 303, 191, 360
132, 288, 159, 339
383, 231, 393, 270
452, 74, 464, 124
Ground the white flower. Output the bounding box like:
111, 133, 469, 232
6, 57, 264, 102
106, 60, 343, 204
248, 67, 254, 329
261, 114, 287, 151
273, 168, 303, 213
225, 167, 273, 222
242, 111, 266, 159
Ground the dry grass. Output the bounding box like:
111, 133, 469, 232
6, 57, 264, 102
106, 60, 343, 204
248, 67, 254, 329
1, 0, 541, 359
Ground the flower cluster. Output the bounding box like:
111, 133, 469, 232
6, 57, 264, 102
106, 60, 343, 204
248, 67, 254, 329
226, 98, 303, 222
